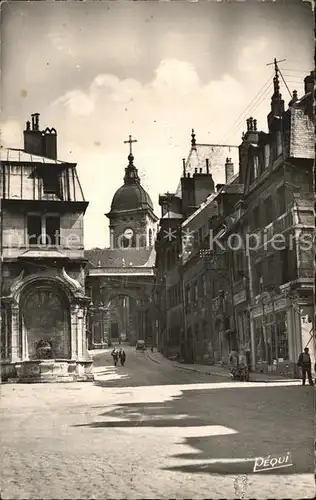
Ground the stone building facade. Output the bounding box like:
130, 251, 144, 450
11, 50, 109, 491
154, 132, 239, 362
0, 114, 93, 382
154, 70, 315, 376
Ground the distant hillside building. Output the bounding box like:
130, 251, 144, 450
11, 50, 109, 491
85, 136, 158, 347
0, 114, 93, 382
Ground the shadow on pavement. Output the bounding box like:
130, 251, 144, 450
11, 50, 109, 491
73, 384, 314, 475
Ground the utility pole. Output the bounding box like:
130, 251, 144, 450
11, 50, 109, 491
266, 57, 292, 98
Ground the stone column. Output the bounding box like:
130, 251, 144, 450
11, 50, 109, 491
81, 307, 89, 357
11, 303, 21, 362
3, 305, 9, 360
76, 306, 84, 358
70, 304, 79, 360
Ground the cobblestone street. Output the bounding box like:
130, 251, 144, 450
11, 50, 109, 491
0, 346, 314, 499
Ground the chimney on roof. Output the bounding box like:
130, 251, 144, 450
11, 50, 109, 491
304, 71, 314, 94
244, 116, 259, 144
31, 113, 40, 131
182, 158, 186, 177
289, 89, 298, 107
23, 114, 57, 159
225, 158, 234, 184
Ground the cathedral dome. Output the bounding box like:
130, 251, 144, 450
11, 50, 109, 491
110, 182, 154, 212
108, 150, 154, 214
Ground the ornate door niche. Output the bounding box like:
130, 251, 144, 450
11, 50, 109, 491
21, 285, 71, 360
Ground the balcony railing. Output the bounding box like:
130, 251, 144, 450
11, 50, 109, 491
251, 210, 293, 249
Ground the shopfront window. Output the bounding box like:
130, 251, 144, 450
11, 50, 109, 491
255, 318, 266, 362
268, 311, 289, 362
276, 312, 288, 360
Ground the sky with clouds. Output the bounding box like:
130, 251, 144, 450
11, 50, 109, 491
0, 1, 313, 249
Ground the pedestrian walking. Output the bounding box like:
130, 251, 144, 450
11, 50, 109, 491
120, 349, 126, 366
111, 347, 118, 367
297, 347, 314, 386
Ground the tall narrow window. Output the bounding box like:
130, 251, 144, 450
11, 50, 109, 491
255, 261, 262, 295
277, 185, 286, 216
27, 215, 42, 245
253, 156, 259, 179
264, 197, 273, 225
281, 249, 289, 284
253, 206, 260, 231
276, 131, 283, 157
264, 144, 270, 169
185, 286, 190, 308
45, 216, 60, 245
148, 228, 153, 247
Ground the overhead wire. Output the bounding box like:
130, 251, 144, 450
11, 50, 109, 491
220, 83, 272, 143
219, 74, 273, 144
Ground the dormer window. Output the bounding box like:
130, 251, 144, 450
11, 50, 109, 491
43, 174, 60, 195
264, 144, 270, 169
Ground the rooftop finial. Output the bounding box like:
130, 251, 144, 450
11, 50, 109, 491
273, 58, 280, 95
266, 57, 286, 96
191, 128, 196, 148
124, 134, 137, 162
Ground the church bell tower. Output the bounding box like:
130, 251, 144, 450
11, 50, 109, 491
105, 135, 158, 249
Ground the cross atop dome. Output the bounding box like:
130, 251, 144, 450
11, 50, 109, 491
124, 134, 137, 165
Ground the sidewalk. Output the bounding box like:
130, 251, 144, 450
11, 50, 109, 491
146, 350, 301, 383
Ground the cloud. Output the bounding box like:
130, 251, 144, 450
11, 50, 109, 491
47, 58, 247, 248
55, 89, 96, 117
0, 120, 21, 148
238, 38, 268, 73
151, 59, 200, 95
1, 58, 265, 249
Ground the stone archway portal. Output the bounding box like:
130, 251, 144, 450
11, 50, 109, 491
21, 285, 71, 360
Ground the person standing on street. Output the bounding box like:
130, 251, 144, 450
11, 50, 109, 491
111, 347, 118, 367
297, 347, 314, 386
120, 349, 126, 366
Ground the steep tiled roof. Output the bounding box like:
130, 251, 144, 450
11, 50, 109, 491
0, 148, 66, 164
85, 247, 156, 268
0, 149, 85, 202
175, 144, 239, 197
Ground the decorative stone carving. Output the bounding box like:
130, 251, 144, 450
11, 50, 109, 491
10, 270, 25, 296
61, 267, 85, 297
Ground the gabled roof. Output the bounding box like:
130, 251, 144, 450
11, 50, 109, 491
175, 143, 239, 198
85, 247, 156, 268
0, 148, 67, 164
182, 173, 239, 227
